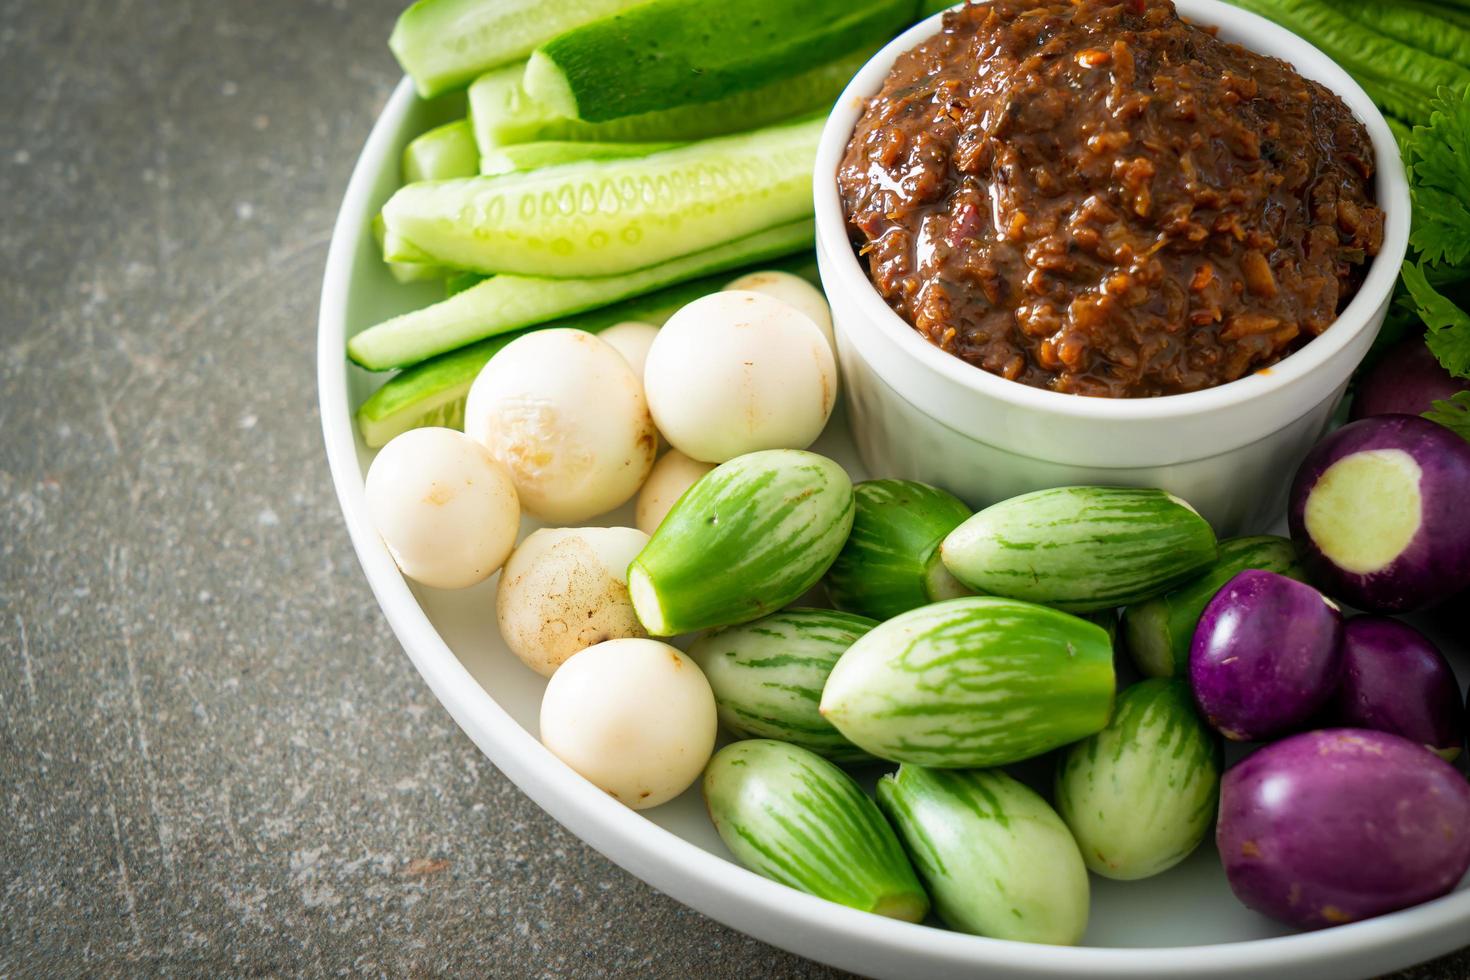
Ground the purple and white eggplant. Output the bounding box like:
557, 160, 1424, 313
1289, 415, 1470, 613
1326, 616, 1464, 761
1218, 729, 1470, 930
1350, 337, 1468, 421
1189, 570, 1343, 742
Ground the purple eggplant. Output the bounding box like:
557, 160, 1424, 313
1350, 337, 1467, 421
1289, 415, 1470, 613
1218, 729, 1470, 930
1190, 570, 1343, 741
1327, 617, 1464, 761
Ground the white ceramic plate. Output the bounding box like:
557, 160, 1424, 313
318, 34, 1470, 980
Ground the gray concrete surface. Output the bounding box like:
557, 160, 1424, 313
0, 1, 1465, 977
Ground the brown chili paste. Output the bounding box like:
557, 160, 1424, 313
838, 0, 1385, 397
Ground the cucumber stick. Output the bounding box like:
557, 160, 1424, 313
689, 609, 878, 763
480, 141, 682, 177
1055, 679, 1222, 881
1123, 535, 1306, 679
877, 766, 1089, 944
522, 0, 917, 123
824, 479, 974, 621
469, 49, 874, 155
940, 486, 1218, 613
371, 213, 445, 284
381, 115, 822, 278
628, 450, 854, 636
402, 119, 480, 184
820, 597, 1115, 768
389, 0, 647, 98
703, 740, 929, 921
349, 218, 814, 371
355, 254, 817, 448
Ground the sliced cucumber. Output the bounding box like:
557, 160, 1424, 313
467, 49, 870, 151
381, 115, 822, 278
689, 609, 878, 763
940, 487, 1219, 613
824, 479, 974, 621
628, 450, 855, 636
479, 140, 682, 177
522, 0, 916, 123
703, 740, 929, 921
371, 213, 446, 284
389, 0, 648, 98
444, 271, 486, 297
402, 119, 480, 184
349, 218, 814, 371
356, 259, 808, 448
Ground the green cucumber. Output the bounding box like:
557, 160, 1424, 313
402, 119, 480, 184
689, 609, 878, 763
381, 115, 822, 278
371, 213, 446, 284
1055, 679, 1222, 881
348, 218, 814, 371
819, 597, 1115, 768
703, 740, 928, 921
389, 0, 647, 98
824, 479, 975, 621
444, 271, 486, 297
522, 0, 917, 123
877, 765, 1089, 945
356, 253, 820, 447
1122, 535, 1307, 679
479, 140, 682, 177
940, 487, 1218, 613
628, 450, 854, 636
470, 49, 874, 153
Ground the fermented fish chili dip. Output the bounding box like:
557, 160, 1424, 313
838, 0, 1386, 398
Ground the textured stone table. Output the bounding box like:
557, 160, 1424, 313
0, 1, 1465, 976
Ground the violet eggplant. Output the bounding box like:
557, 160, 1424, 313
1218, 729, 1470, 930
1190, 570, 1344, 742
1289, 415, 1470, 613
1350, 337, 1467, 422
1327, 617, 1464, 761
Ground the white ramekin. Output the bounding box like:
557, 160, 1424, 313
815, 0, 1411, 535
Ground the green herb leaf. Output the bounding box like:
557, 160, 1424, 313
1407, 86, 1470, 269
1423, 391, 1470, 443
1401, 261, 1470, 379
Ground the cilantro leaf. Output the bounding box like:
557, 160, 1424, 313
1407, 86, 1470, 270
1423, 391, 1470, 444
1401, 261, 1470, 380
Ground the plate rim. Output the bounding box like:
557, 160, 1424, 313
316, 75, 1470, 980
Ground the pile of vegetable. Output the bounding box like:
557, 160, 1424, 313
361, 266, 1470, 944
349, 0, 955, 451
352, 0, 1470, 951
1224, 0, 1470, 419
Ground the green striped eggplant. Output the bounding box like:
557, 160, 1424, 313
876, 765, 1088, 944
824, 479, 975, 621
689, 609, 877, 763
703, 739, 929, 922
1122, 535, 1307, 679
940, 486, 1218, 613
628, 450, 854, 636
819, 596, 1115, 767
1055, 678, 1222, 880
